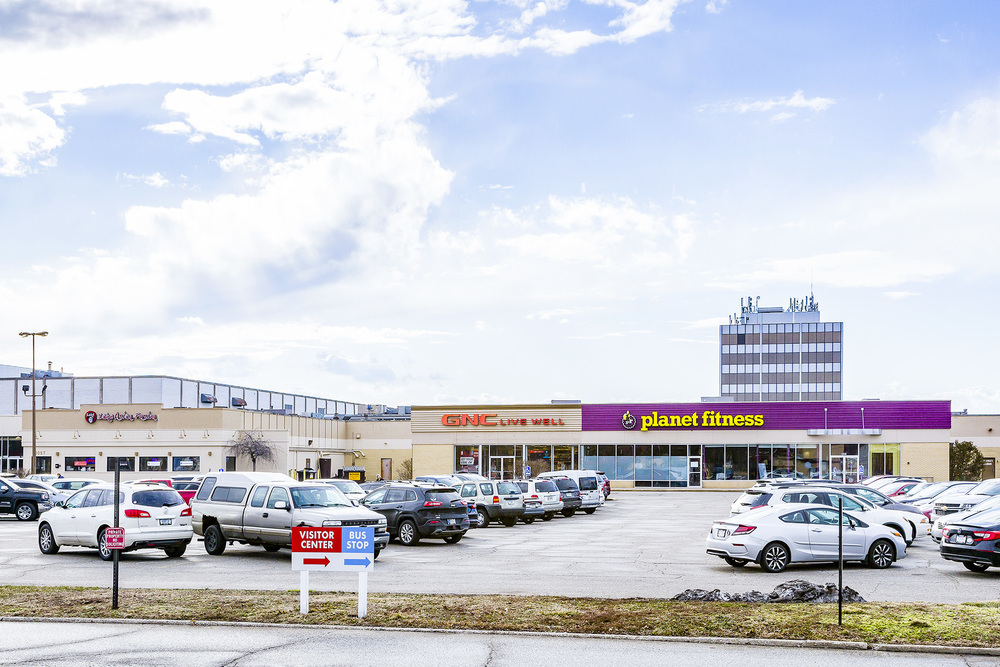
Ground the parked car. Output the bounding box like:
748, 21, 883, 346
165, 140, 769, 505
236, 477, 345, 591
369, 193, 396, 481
453, 473, 487, 482
456, 480, 524, 527
0, 478, 53, 520
50, 478, 103, 493
596, 471, 611, 499
7, 479, 68, 505
171, 480, 202, 505
933, 479, 1000, 524
939, 506, 1000, 572
515, 479, 564, 521
38, 482, 193, 559
545, 476, 582, 517
361, 484, 470, 545
867, 476, 923, 492
27, 474, 60, 483
318, 479, 367, 504
731, 485, 917, 544
415, 475, 465, 487
932, 495, 1000, 542
191, 472, 389, 557
537, 470, 602, 514
707, 504, 906, 572
897, 481, 975, 505
876, 479, 925, 497
795, 482, 931, 536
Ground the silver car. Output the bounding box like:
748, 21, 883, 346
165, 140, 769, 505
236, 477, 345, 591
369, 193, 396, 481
707, 504, 907, 572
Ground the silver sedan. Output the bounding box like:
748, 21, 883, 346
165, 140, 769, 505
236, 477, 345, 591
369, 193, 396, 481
706, 504, 907, 573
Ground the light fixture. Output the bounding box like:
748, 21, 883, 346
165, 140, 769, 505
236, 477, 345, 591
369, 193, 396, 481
18, 331, 48, 475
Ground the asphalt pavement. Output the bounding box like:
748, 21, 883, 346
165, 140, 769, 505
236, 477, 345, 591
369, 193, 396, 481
0, 491, 995, 602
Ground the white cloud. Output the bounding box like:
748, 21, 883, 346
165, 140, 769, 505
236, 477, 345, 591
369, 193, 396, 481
705, 0, 728, 14
0, 95, 67, 175
717, 251, 953, 290
707, 89, 835, 115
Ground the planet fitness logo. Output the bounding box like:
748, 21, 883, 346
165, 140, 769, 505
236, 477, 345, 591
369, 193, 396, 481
85, 411, 97, 424
621, 410, 636, 430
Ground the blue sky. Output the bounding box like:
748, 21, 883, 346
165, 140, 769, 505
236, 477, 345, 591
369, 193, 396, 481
2, 1, 999, 412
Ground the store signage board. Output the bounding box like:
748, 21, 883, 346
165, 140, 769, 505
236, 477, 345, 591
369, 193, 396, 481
291, 526, 374, 617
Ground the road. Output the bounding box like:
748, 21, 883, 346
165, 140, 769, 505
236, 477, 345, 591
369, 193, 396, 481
1, 620, 997, 667
0, 491, 994, 602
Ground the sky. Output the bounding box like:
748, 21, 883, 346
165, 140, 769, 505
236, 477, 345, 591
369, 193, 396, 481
2, 1, 999, 413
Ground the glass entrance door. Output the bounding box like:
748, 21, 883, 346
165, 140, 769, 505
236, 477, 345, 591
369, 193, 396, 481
489, 456, 515, 480
831, 455, 860, 484
687, 456, 702, 488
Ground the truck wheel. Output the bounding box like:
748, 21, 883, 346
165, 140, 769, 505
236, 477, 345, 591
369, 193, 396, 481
398, 520, 420, 546
38, 523, 60, 554
561, 509, 576, 517
501, 517, 517, 527
204, 524, 226, 555
164, 545, 186, 558
263, 545, 281, 552
542, 513, 554, 521
584, 508, 596, 515
444, 535, 462, 544
15, 502, 38, 521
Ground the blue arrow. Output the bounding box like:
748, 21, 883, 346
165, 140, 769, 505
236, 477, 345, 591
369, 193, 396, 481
345, 557, 370, 567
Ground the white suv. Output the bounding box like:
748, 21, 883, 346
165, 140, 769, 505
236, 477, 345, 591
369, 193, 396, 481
38, 482, 193, 560
457, 480, 524, 527
515, 479, 564, 521
732, 485, 917, 544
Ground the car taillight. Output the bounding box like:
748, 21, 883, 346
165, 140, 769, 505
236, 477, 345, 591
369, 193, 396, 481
972, 531, 1000, 541
732, 525, 756, 535
124, 509, 150, 518
530, 494, 538, 499
493, 495, 500, 505
180, 507, 192, 517
423, 501, 442, 507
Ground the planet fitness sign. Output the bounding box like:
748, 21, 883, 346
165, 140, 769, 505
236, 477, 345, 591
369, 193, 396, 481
85, 410, 158, 424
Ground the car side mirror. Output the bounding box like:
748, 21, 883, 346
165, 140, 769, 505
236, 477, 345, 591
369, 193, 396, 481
273, 500, 288, 510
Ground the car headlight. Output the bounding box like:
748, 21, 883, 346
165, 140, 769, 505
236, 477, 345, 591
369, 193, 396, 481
41, 493, 49, 500
322, 520, 342, 527
378, 517, 387, 525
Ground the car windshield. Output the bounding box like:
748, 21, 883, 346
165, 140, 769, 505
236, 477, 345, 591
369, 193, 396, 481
535, 481, 558, 493
496, 481, 520, 494
327, 480, 364, 494
290, 486, 351, 508
132, 489, 185, 507
968, 479, 1000, 496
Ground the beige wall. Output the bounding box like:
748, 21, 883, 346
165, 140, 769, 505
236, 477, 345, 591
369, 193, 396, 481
900, 441, 949, 482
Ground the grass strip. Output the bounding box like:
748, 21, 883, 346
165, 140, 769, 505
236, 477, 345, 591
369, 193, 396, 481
2, 586, 999, 647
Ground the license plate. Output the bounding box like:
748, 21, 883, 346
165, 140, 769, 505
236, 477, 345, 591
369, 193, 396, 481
159, 518, 172, 525
716, 528, 728, 538
447, 519, 455, 525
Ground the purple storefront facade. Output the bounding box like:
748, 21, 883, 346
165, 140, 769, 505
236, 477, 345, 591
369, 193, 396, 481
579, 400, 951, 489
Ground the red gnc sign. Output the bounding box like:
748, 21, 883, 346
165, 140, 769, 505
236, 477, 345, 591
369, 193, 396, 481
442, 414, 497, 426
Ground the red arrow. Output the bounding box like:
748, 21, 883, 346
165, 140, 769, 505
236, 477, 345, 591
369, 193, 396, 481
303, 557, 330, 567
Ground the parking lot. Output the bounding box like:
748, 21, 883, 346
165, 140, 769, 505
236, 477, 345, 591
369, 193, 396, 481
0, 491, 995, 603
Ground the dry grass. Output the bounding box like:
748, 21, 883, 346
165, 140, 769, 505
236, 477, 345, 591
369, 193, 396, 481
2, 586, 999, 647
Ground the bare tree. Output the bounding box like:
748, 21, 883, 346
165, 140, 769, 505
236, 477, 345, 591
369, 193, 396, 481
397, 458, 413, 481
227, 430, 278, 472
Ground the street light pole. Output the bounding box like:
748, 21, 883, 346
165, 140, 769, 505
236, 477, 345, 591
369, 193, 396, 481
18, 331, 48, 475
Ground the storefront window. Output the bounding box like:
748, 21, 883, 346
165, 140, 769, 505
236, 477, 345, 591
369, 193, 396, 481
526, 446, 552, 476
65, 456, 96, 472
634, 445, 652, 483
752, 446, 770, 480
455, 446, 480, 474
580, 445, 598, 470
797, 446, 818, 479
107, 457, 136, 472
651, 445, 670, 486
729, 446, 749, 480
172, 456, 200, 472
704, 446, 725, 481
140, 456, 168, 472
615, 445, 634, 480
35, 456, 50, 475
597, 445, 615, 479
553, 445, 575, 472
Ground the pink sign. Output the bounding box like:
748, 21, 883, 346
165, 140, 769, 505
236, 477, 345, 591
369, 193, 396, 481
104, 527, 125, 550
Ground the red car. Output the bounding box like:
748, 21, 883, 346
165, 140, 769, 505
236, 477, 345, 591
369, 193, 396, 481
171, 480, 202, 505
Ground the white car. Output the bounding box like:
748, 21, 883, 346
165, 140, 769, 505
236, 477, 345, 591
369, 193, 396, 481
318, 478, 366, 503
7, 479, 69, 505
50, 478, 103, 493
707, 504, 907, 572
38, 482, 193, 560
515, 479, 564, 521
732, 485, 917, 544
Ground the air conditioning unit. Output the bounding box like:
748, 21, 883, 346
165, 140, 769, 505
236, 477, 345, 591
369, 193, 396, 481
200, 394, 217, 404
231, 397, 247, 408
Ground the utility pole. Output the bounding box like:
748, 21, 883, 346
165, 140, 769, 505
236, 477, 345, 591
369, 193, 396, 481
18, 331, 48, 475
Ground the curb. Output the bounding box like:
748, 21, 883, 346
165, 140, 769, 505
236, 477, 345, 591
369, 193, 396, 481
3, 615, 1000, 656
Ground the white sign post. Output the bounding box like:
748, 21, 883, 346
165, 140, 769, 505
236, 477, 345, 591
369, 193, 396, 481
292, 526, 375, 617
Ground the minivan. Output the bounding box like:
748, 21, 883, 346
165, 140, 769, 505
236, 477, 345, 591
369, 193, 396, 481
537, 470, 602, 514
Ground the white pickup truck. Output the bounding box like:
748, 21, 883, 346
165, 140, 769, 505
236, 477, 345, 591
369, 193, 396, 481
190, 472, 389, 557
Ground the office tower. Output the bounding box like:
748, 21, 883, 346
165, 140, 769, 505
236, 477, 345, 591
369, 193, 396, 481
720, 293, 842, 401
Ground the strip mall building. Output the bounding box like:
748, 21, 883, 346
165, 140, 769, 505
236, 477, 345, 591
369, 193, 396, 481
412, 400, 957, 489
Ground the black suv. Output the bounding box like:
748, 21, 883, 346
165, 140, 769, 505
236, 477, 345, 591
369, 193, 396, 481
362, 484, 470, 545
0, 478, 52, 521
549, 477, 582, 517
